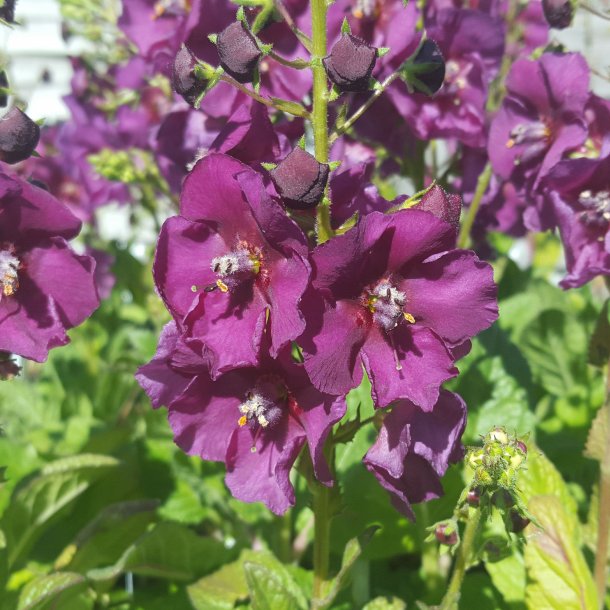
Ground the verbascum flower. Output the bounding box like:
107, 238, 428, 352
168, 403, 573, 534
0, 169, 99, 361
302, 209, 497, 408
153, 153, 311, 376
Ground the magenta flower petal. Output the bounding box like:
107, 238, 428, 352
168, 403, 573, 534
226, 419, 306, 514
361, 325, 457, 410
400, 250, 498, 346
364, 391, 466, 518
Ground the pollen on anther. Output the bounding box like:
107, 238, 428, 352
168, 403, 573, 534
404, 312, 415, 324
238, 415, 247, 427
216, 279, 229, 293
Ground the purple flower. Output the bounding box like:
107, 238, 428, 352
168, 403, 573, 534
154, 153, 311, 376
0, 169, 99, 361
138, 324, 345, 514
387, 8, 504, 148
364, 390, 466, 518
545, 155, 610, 288
302, 209, 498, 409
488, 53, 589, 186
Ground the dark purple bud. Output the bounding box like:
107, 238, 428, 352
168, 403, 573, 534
0, 71, 8, 108
435, 523, 458, 546
492, 489, 516, 508
466, 487, 481, 507
217, 21, 262, 84
0, 107, 40, 164
411, 39, 445, 96
515, 440, 527, 455
270, 147, 329, 209
0, 356, 20, 380
542, 0, 574, 29
413, 185, 462, 231
510, 510, 530, 534
0, 0, 17, 23
172, 45, 208, 107
323, 34, 377, 92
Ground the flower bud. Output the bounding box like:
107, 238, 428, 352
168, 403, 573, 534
0, 0, 16, 23
542, 0, 574, 29
413, 185, 462, 231
515, 440, 527, 455
0, 108, 40, 164
323, 34, 377, 92
410, 39, 445, 96
0, 357, 20, 380
488, 427, 509, 445
270, 147, 329, 210
434, 522, 458, 546
172, 45, 210, 107
466, 487, 481, 507
216, 21, 262, 84
509, 510, 530, 534
0, 71, 8, 108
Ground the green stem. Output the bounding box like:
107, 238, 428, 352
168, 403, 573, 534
274, 0, 313, 51
267, 50, 310, 70
309, 4, 333, 602
439, 509, 482, 610
312, 482, 331, 606
219, 74, 310, 118
457, 163, 491, 250
329, 72, 400, 144
594, 362, 610, 608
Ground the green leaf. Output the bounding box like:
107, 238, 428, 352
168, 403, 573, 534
244, 561, 307, 610
319, 526, 379, 607
485, 551, 526, 606
362, 597, 406, 610
588, 299, 610, 366
340, 17, 351, 34
187, 549, 306, 610
188, 554, 249, 610
269, 97, 310, 118
584, 404, 607, 462
17, 572, 88, 610
88, 522, 233, 582
1, 454, 120, 569
524, 496, 597, 610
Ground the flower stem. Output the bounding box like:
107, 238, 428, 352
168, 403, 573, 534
312, 481, 331, 606
439, 508, 481, 610
219, 74, 310, 118
594, 361, 610, 608
311, 0, 333, 244
329, 72, 400, 144
457, 163, 491, 250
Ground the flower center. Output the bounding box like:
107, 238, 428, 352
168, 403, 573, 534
152, 0, 190, 18
444, 60, 471, 93
208, 244, 260, 293
0, 246, 20, 300
352, 0, 381, 19
364, 280, 415, 332
238, 375, 287, 430
578, 189, 610, 229
506, 121, 551, 164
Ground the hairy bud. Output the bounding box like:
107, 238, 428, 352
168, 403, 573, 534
542, 0, 574, 29
216, 21, 262, 83
413, 185, 462, 231
323, 34, 377, 92
0, 107, 40, 164
410, 39, 445, 96
0, 71, 8, 108
270, 147, 329, 209
466, 487, 481, 507
172, 45, 212, 106
434, 522, 458, 546
509, 510, 530, 534
0, 0, 17, 23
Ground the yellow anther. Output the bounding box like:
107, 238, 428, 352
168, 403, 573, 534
238, 415, 247, 427
216, 279, 229, 293
250, 255, 261, 274
404, 312, 415, 324
353, 8, 364, 18
506, 138, 515, 149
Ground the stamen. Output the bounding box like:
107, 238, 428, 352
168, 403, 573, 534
365, 280, 411, 332
209, 245, 260, 292
237, 375, 287, 432
0, 247, 20, 299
